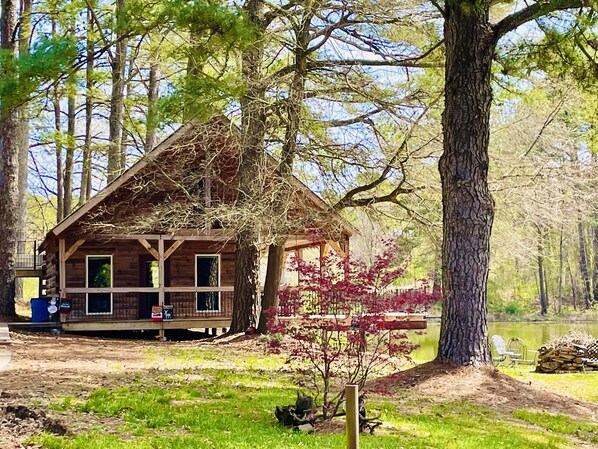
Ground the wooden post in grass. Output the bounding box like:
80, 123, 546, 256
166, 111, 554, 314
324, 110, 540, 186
346, 384, 359, 449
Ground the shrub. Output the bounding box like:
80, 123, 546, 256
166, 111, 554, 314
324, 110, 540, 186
267, 242, 441, 419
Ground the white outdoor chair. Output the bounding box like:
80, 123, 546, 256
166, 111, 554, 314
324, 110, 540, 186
491, 334, 520, 366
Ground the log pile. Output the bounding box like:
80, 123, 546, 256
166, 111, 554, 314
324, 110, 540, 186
536, 332, 598, 373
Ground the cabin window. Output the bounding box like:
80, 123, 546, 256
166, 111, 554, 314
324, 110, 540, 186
86, 255, 112, 314
196, 255, 220, 312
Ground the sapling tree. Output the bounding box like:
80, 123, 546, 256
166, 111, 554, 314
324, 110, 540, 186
268, 242, 440, 420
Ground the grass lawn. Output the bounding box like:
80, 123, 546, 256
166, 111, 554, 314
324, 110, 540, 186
30, 343, 598, 449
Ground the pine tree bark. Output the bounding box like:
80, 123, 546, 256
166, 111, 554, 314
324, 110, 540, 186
578, 221, 591, 309
119, 42, 135, 168
145, 48, 160, 153
15, 0, 31, 302
229, 0, 266, 334
592, 224, 598, 304
537, 227, 548, 315
0, 0, 19, 317
107, 0, 127, 182
53, 86, 63, 222
51, 19, 63, 222
63, 80, 75, 216
80, 3, 94, 205
437, 1, 495, 365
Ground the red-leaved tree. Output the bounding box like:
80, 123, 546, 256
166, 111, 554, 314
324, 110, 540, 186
267, 242, 441, 419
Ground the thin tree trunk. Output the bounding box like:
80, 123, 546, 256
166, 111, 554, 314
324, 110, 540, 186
513, 258, 519, 301
184, 31, 204, 122
63, 80, 75, 216
107, 0, 127, 182
592, 224, 598, 304
568, 257, 577, 310
229, 0, 266, 334
578, 220, 591, 309
53, 90, 63, 223
537, 227, 548, 315
80, 3, 95, 205
558, 229, 563, 314
0, 0, 19, 317
15, 0, 31, 301
120, 41, 136, 168
437, 1, 495, 365
145, 48, 160, 153
51, 19, 64, 222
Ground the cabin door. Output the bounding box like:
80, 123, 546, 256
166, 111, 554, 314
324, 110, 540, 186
138, 256, 164, 319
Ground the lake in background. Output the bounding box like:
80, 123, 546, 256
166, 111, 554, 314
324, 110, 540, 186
409, 321, 598, 362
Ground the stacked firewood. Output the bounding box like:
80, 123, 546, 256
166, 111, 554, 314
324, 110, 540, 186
536, 332, 598, 373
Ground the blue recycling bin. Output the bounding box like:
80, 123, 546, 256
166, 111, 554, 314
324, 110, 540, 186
31, 298, 49, 322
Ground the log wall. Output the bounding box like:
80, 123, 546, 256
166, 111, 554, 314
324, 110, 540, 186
61, 238, 236, 288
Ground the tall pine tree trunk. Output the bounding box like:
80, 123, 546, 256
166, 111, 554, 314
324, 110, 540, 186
229, 0, 266, 333
0, 0, 19, 317
51, 19, 64, 223
437, 1, 495, 365
53, 86, 63, 223
145, 47, 160, 153
15, 0, 31, 302
63, 79, 75, 216
119, 41, 135, 168
80, 2, 95, 205
107, 0, 127, 182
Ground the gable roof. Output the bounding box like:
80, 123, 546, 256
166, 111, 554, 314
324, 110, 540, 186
46, 116, 357, 242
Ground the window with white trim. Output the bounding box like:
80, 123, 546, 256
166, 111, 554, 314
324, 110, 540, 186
196, 255, 220, 312
86, 255, 112, 314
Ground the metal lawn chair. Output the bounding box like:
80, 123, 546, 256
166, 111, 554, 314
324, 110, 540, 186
491, 334, 521, 366
506, 337, 538, 365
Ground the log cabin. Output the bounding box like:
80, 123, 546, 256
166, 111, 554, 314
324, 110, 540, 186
39, 117, 356, 334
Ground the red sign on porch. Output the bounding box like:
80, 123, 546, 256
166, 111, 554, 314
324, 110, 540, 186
151, 305, 163, 322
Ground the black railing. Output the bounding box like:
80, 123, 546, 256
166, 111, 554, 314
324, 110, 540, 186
277, 287, 429, 317
15, 236, 44, 271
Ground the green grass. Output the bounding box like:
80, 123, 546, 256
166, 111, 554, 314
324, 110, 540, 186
513, 409, 598, 441
500, 365, 598, 402
15, 277, 39, 317
34, 364, 594, 449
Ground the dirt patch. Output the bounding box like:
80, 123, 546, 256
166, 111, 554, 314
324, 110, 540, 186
0, 314, 30, 323
368, 360, 598, 416
0, 403, 68, 449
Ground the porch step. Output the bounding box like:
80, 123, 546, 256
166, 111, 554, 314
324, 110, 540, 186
0, 323, 11, 344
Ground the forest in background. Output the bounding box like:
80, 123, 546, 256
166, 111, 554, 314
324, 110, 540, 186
2, 0, 597, 319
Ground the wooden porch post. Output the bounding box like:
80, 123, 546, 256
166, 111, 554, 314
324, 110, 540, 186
59, 238, 66, 298
158, 236, 165, 339
297, 248, 303, 285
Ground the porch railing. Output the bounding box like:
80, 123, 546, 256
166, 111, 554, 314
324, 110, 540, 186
277, 287, 429, 317
15, 236, 44, 270
60, 287, 233, 322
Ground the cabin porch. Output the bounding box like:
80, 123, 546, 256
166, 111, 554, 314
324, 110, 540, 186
43, 231, 348, 333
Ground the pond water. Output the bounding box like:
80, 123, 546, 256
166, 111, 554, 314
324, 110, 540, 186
408, 321, 598, 362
